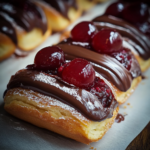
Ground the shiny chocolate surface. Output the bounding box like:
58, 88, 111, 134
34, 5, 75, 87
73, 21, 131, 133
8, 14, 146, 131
6, 69, 118, 121
57, 43, 133, 91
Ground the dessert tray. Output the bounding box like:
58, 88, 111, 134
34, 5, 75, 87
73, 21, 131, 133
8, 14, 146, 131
0, 1, 150, 150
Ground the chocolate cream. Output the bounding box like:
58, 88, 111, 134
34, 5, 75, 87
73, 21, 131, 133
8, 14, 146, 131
93, 15, 150, 60
6, 69, 118, 122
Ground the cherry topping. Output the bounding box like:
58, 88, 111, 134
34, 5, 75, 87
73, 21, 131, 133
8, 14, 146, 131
105, 2, 124, 18
92, 28, 123, 53
61, 58, 95, 88
122, 2, 149, 24
34, 46, 65, 70
110, 49, 132, 71
57, 62, 69, 77
90, 77, 114, 107
71, 21, 97, 42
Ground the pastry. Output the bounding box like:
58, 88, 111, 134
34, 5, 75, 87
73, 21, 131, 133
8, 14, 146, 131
102, 1, 150, 71
4, 46, 119, 144
0, 0, 51, 61
0, 15, 16, 61
34, 0, 81, 32
58, 21, 142, 104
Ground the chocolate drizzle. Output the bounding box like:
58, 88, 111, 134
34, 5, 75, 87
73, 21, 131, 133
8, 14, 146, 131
0, 0, 47, 44
43, 0, 77, 19
115, 113, 124, 123
6, 69, 118, 121
93, 15, 150, 60
57, 44, 132, 92
60, 38, 141, 79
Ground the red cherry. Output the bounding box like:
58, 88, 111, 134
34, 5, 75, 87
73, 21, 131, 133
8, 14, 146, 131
71, 21, 97, 42
61, 58, 95, 88
34, 46, 65, 70
122, 3, 149, 24
57, 62, 69, 77
92, 28, 123, 53
105, 2, 124, 18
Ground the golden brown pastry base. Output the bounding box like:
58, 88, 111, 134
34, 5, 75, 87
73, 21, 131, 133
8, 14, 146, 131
111, 76, 142, 104
4, 88, 119, 144
17, 28, 51, 51
35, 1, 81, 32
0, 33, 16, 61
135, 55, 150, 72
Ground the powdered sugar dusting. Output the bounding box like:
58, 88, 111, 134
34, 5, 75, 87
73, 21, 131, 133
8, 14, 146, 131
10, 88, 88, 122
33, 73, 82, 102
14, 127, 26, 131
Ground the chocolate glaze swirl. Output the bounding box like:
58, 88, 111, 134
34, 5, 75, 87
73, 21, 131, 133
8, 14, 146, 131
93, 15, 150, 60
0, 0, 47, 35
6, 69, 118, 121
0, 12, 17, 44
57, 44, 133, 92
43, 0, 77, 19
59, 38, 141, 79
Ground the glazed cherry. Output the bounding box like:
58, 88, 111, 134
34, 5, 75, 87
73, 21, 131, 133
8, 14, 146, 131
122, 2, 149, 24
71, 21, 97, 42
61, 58, 95, 88
34, 46, 65, 70
105, 2, 124, 18
92, 29, 123, 53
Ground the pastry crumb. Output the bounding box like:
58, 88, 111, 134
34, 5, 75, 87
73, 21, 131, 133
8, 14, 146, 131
127, 103, 130, 105
90, 146, 94, 149
123, 106, 127, 109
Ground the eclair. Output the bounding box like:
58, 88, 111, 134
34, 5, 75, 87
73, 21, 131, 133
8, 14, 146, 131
0, 0, 50, 61
4, 46, 119, 144
34, 0, 81, 32
58, 21, 142, 104
101, 1, 150, 72
0, 15, 16, 61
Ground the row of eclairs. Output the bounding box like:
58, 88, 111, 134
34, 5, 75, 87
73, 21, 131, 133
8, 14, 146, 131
3, 0, 150, 144
0, 0, 105, 61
